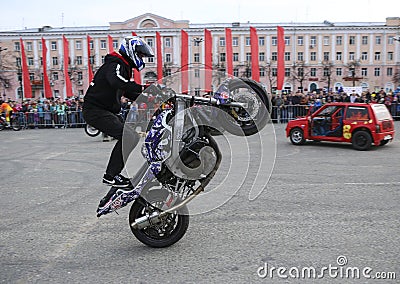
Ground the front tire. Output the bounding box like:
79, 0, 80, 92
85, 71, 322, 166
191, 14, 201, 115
11, 118, 21, 131
129, 189, 189, 248
289, 128, 305, 145
352, 130, 372, 151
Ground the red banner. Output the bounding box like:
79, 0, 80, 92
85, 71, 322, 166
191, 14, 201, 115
181, 30, 189, 94
250, 27, 260, 82
19, 38, 32, 99
156, 32, 163, 82
277, 26, 285, 91
41, 38, 52, 98
204, 29, 213, 93
107, 35, 113, 53
87, 35, 94, 83
63, 35, 73, 98
225, 28, 233, 77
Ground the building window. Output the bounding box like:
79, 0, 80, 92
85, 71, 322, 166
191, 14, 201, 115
284, 52, 291, 61
164, 68, 171, 77
77, 72, 83, 80
375, 36, 381, 44
349, 36, 355, 45
361, 52, 368, 61
297, 36, 304, 46
51, 41, 57, 50
323, 68, 330, 77
219, 37, 225, 46
14, 42, 20, 51
310, 36, 316, 47
272, 68, 277, 76
52, 57, 58, 65
27, 57, 34, 66
220, 52, 226, 62
362, 36, 368, 45
101, 55, 105, 64
233, 53, 239, 61
193, 40, 201, 47
297, 52, 304, 61
89, 40, 94, 50
100, 40, 107, 49
298, 67, 304, 77
16, 57, 21, 67
26, 42, 33, 51
336, 52, 342, 61
259, 52, 265, 62
113, 40, 119, 50
336, 68, 342, 76
165, 37, 171, 47
76, 56, 82, 65
388, 36, 394, 44
387, 67, 393, 76
147, 57, 154, 63
323, 52, 330, 61
259, 37, 265, 46
310, 52, 316, 61
194, 53, 200, 63
233, 69, 239, 77
284, 36, 290, 45
374, 68, 380, 76
52, 72, 59, 80
76, 40, 82, 50
232, 37, 238, 46
336, 36, 342, 45
323, 36, 329, 45
194, 69, 200, 78
259, 68, 265, 77
271, 36, 277, 46
245, 37, 250, 46
89, 55, 94, 65
165, 53, 172, 63
387, 52, 393, 61
310, 68, 316, 77
246, 52, 251, 62
361, 68, 368, 76
285, 68, 291, 77
271, 52, 277, 61
146, 38, 154, 47
349, 52, 355, 61
374, 52, 381, 61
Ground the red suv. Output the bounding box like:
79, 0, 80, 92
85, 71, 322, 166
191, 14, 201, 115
286, 102, 395, 150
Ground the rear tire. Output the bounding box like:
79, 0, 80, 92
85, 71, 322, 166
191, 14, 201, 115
129, 189, 189, 248
11, 118, 21, 131
352, 130, 372, 150
84, 124, 101, 137
289, 128, 305, 145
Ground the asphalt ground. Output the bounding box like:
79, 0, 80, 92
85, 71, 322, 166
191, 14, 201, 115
0, 122, 399, 283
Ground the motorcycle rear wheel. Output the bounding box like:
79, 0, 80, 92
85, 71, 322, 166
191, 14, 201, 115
129, 189, 189, 248
84, 124, 101, 137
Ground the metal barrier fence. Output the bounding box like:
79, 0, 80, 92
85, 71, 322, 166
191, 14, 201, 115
6, 102, 400, 129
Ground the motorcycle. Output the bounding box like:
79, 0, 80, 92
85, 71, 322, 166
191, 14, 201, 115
84, 123, 101, 137
0, 113, 22, 131
96, 78, 270, 247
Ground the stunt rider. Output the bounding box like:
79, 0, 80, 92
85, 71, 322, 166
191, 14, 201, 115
83, 36, 154, 188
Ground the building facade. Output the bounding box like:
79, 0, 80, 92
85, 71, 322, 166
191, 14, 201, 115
0, 13, 399, 100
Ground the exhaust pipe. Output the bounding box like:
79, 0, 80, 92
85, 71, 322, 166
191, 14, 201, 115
130, 184, 204, 230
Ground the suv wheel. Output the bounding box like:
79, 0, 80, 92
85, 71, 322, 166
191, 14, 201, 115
352, 130, 372, 151
290, 128, 305, 145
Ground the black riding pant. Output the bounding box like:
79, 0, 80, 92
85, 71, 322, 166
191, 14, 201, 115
83, 108, 139, 177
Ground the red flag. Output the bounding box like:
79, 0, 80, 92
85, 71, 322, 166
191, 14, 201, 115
41, 38, 52, 99
131, 32, 141, 84
250, 27, 260, 82
87, 35, 94, 84
63, 35, 73, 98
277, 26, 285, 91
204, 29, 213, 93
19, 38, 32, 99
156, 32, 163, 82
107, 35, 114, 53
225, 28, 233, 77
181, 30, 189, 94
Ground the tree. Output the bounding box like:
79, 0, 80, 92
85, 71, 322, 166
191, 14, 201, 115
263, 62, 276, 95
346, 60, 361, 87
392, 67, 400, 87
291, 61, 310, 92
321, 60, 334, 93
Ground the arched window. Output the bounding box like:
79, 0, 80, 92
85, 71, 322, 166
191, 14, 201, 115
139, 19, 158, 28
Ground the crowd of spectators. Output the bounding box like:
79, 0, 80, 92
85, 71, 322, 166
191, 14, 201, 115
1, 87, 399, 129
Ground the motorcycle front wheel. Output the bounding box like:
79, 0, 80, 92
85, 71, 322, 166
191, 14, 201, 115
84, 124, 101, 137
129, 188, 189, 248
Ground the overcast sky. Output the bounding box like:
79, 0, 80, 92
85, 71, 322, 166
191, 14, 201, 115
0, 0, 398, 30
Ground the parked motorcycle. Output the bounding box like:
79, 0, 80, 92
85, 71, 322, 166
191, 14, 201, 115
96, 78, 270, 247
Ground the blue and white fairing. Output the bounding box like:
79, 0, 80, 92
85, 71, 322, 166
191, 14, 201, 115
141, 109, 173, 176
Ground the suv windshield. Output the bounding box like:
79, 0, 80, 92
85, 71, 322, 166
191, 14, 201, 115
371, 104, 391, 121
